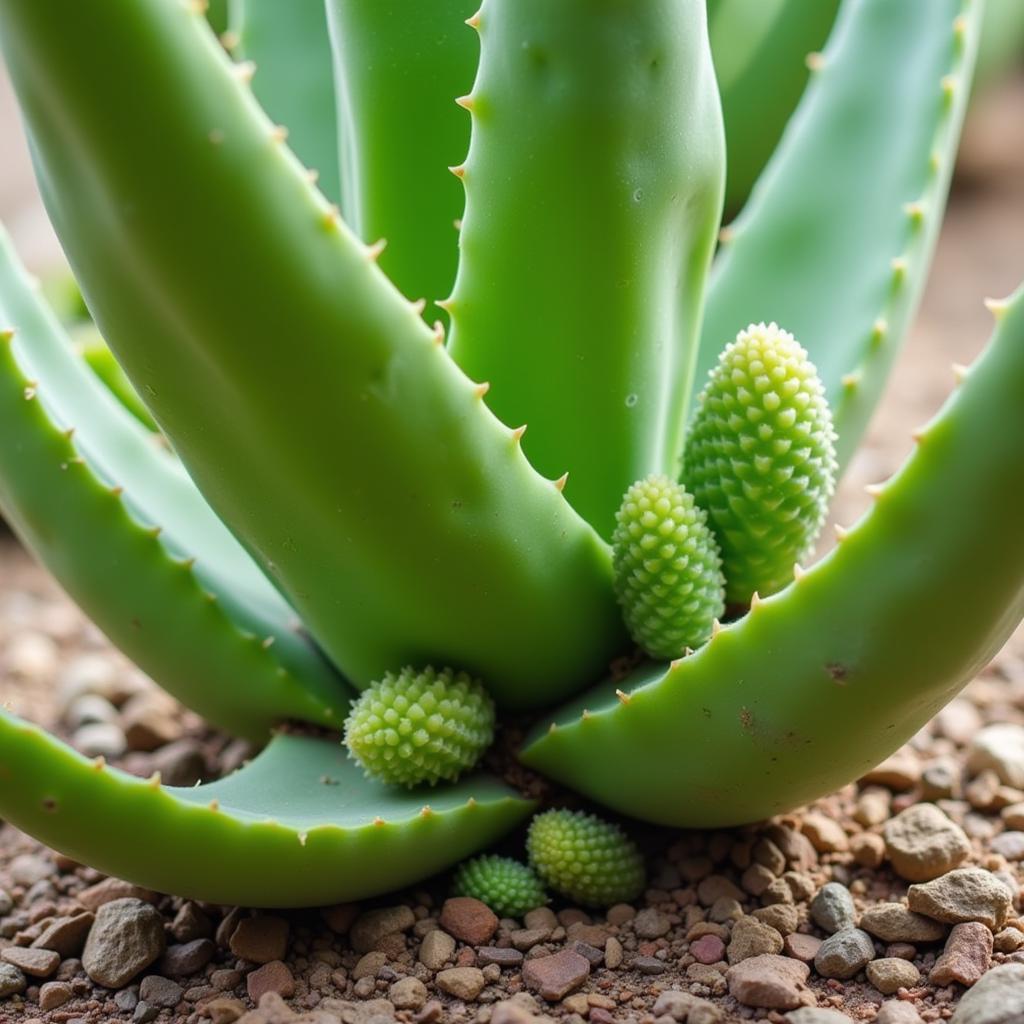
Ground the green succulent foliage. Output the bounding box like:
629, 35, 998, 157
0, 0, 1020, 909
74, 325, 160, 433
229, 0, 341, 207
708, 0, 840, 217
344, 667, 495, 788
452, 855, 548, 918
527, 809, 646, 908
683, 323, 837, 605
612, 475, 725, 659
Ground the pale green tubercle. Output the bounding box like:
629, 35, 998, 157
612, 475, 725, 660
701, 0, 980, 472
344, 666, 495, 789
0, 0, 624, 710
683, 323, 837, 605
0, 716, 533, 908
527, 808, 645, 909
523, 288, 1024, 827
447, 0, 725, 539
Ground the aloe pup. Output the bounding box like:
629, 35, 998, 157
0, 0, 1021, 908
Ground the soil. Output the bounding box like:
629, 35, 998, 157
0, 61, 1023, 1024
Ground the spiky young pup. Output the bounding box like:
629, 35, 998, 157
527, 808, 645, 907
612, 475, 725, 659
344, 666, 495, 787
452, 855, 549, 918
684, 322, 838, 605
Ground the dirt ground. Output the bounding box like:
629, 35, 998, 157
1, 54, 1024, 1024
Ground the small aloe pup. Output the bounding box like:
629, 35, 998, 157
0, 0, 1022, 908
684, 322, 838, 605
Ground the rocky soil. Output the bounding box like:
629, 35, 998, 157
0, 56, 1023, 1024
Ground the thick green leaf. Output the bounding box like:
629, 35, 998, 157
0, 712, 533, 907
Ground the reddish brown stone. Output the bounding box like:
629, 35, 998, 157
690, 934, 726, 964
77, 878, 158, 911
229, 916, 289, 964
38, 981, 72, 1011
439, 897, 498, 945
783, 932, 822, 964
522, 949, 590, 1001
246, 961, 295, 1003
727, 953, 810, 1010
1, 946, 59, 978
31, 912, 94, 958
930, 921, 993, 986
477, 947, 524, 969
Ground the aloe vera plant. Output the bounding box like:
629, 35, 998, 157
0, 0, 1022, 910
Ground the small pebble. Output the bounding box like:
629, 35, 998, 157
783, 933, 821, 963
0, 963, 26, 997
930, 921, 993, 986
246, 960, 295, 1003
800, 814, 848, 853
727, 916, 783, 964
860, 902, 947, 943
436, 966, 486, 1001
477, 947, 523, 968
390, 976, 427, 1010
968, 724, 1024, 788
419, 929, 456, 970
752, 903, 798, 935
160, 937, 216, 976
82, 897, 166, 988
522, 950, 590, 1001
228, 915, 289, 964
439, 897, 498, 946
633, 955, 666, 975
866, 957, 921, 995
813, 928, 875, 980
990, 830, 1024, 861
1, 946, 59, 979
877, 1003, 925, 1024
138, 975, 183, 1009
907, 867, 1013, 929
727, 953, 809, 1010
38, 980, 73, 1010
71, 721, 127, 759
850, 832, 886, 868
633, 907, 671, 939
809, 882, 857, 934
690, 934, 726, 964
883, 803, 970, 881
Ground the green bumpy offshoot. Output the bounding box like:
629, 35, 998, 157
684, 322, 838, 604
526, 809, 645, 908
452, 855, 549, 918
344, 667, 495, 788
612, 475, 725, 660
